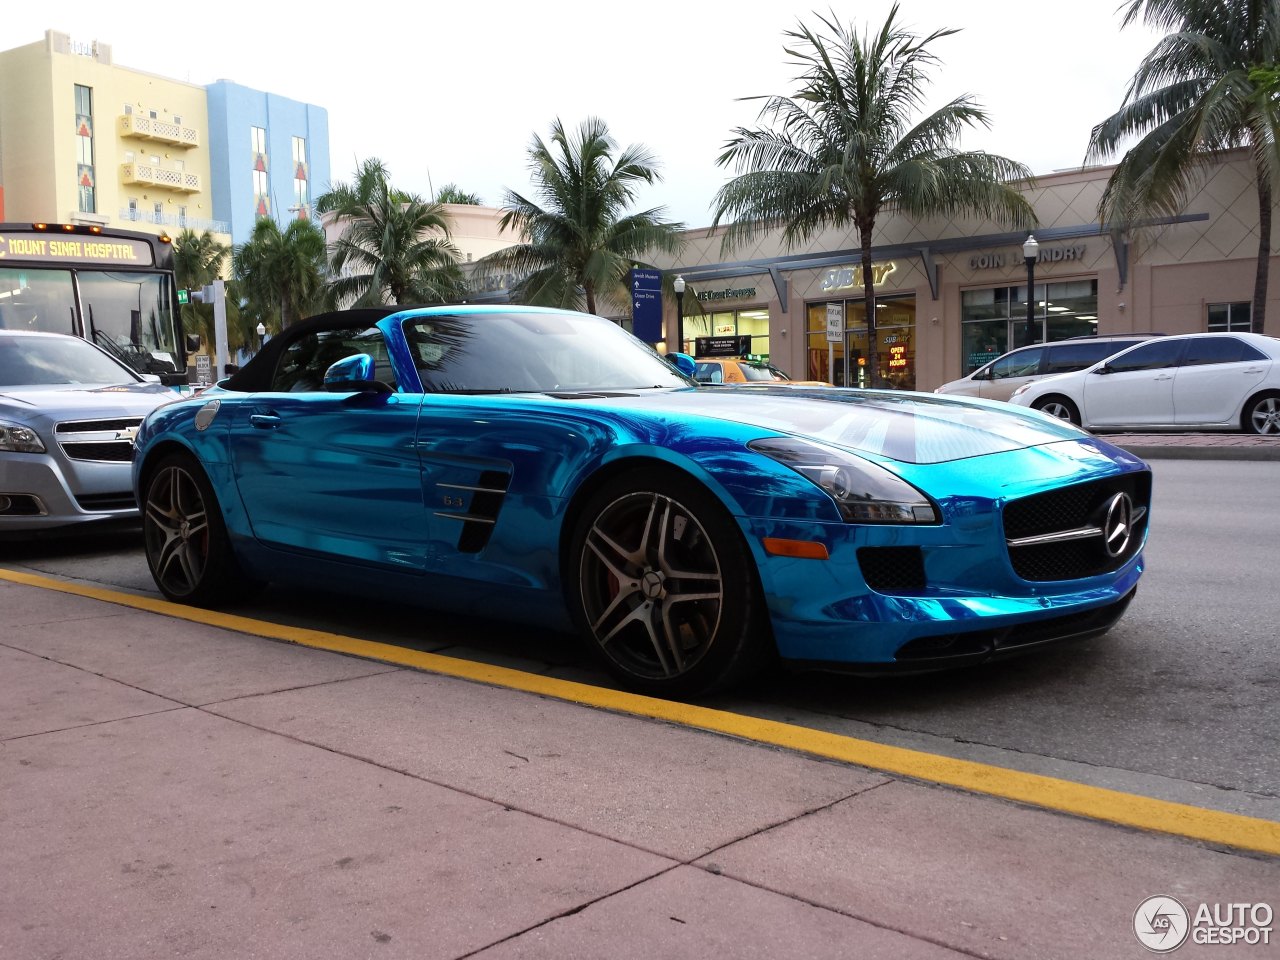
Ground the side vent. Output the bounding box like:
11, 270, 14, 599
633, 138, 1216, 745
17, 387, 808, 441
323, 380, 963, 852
434, 469, 511, 553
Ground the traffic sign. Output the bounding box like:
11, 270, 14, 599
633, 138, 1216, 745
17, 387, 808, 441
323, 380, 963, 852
630, 269, 662, 343
177, 288, 189, 305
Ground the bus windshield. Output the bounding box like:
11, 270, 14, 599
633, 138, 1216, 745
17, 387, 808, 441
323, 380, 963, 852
0, 223, 186, 384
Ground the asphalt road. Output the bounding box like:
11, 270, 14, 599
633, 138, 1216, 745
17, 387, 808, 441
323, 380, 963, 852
4, 459, 1277, 821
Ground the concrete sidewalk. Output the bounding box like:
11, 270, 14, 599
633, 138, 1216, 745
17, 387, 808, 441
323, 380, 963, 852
3, 577, 1277, 959
1105, 431, 1280, 461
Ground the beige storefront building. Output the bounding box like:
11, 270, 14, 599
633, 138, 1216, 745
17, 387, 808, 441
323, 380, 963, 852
650, 148, 1273, 391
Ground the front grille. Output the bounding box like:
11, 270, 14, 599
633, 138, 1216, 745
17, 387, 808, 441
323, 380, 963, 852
55, 417, 143, 463
858, 546, 926, 592
74, 493, 138, 511
1004, 472, 1151, 581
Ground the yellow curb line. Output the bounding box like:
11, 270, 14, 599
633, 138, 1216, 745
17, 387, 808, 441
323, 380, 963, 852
4, 567, 1278, 858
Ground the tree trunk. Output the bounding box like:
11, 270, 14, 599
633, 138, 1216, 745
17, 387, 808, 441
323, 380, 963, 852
860, 222, 878, 388
1254, 175, 1271, 335
585, 281, 597, 317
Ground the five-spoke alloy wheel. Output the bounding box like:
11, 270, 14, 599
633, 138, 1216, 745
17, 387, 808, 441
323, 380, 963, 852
1244, 393, 1280, 435
570, 468, 767, 697
143, 453, 254, 605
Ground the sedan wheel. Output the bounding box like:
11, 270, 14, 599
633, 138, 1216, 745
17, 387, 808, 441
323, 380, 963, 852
570, 469, 768, 697
143, 453, 256, 606
1245, 393, 1280, 435
1033, 396, 1081, 425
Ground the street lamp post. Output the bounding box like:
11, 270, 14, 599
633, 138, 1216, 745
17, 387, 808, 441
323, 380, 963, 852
255, 322, 266, 353
1023, 234, 1040, 343
672, 275, 686, 354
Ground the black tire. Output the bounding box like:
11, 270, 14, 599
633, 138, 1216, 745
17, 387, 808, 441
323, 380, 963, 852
1033, 395, 1081, 426
1242, 392, 1280, 435
567, 466, 770, 698
141, 452, 260, 606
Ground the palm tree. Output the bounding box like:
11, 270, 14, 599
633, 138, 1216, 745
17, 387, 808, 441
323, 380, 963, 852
712, 7, 1035, 384
1088, 0, 1280, 334
171, 229, 229, 349
436, 183, 484, 205
482, 117, 685, 316
317, 159, 465, 306
232, 217, 328, 329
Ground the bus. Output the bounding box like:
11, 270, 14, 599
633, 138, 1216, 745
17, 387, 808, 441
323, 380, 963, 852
0, 221, 189, 385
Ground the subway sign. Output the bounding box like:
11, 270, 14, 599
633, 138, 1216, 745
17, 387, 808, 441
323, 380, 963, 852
0, 232, 155, 267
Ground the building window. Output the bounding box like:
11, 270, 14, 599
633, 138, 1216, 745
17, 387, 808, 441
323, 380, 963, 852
681, 308, 772, 361
127, 198, 138, 220
959, 279, 1098, 375
173, 115, 182, 126
252, 126, 269, 217
292, 136, 308, 216
154, 202, 164, 223
149, 110, 157, 119
178, 206, 187, 227
807, 297, 917, 388
74, 84, 95, 214
1207, 301, 1251, 332
123, 103, 133, 115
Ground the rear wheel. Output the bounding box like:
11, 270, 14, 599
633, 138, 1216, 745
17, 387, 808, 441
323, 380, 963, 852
1033, 395, 1081, 425
568, 467, 769, 698
1243, 392, 1280, 435
142, 452, 258, 606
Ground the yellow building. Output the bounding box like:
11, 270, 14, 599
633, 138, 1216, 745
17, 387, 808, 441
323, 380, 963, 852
0, 29, 227, 244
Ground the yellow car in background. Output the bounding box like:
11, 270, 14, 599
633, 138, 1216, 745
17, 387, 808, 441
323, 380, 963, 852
693, 357, 831, 387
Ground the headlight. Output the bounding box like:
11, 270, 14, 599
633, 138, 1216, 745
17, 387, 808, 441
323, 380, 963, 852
0, 421, 46, 453
749, 437, 939, 524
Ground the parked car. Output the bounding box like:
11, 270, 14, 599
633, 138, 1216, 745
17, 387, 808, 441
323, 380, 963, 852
935, 335, 1158, 402
0, 330, 176, 535
694, 357, 830, 386
132, 306, 1149, 697
1009, 331, 1280, 433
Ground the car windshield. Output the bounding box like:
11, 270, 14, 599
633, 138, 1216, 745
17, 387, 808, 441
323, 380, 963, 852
739, 362, 784, 381
0, 334, 140, 387
403, 311, 694, 393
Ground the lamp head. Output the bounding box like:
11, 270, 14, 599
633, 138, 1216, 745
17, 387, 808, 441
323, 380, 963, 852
673, 275, 686, 295
1022, 234, 1040, 260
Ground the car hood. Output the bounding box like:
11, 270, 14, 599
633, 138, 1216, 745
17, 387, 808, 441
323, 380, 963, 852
0, 382, 176, 423
571, 386, 1090, 465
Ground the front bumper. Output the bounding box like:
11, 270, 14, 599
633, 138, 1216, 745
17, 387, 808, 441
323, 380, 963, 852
0, 452, 139, 533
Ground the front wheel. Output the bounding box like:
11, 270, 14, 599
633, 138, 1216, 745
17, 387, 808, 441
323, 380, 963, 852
1243, 392, 1280, 435
567, 467, 769, 698
142, 452, 258, 606
1033, 395, 1081, 426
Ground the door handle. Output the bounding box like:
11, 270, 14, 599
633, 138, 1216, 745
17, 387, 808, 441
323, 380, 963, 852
249, 413, 282, 429
1153, 374, 1173, 381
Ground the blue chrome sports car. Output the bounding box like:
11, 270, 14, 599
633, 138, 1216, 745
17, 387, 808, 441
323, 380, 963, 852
132, 306, 1150, 697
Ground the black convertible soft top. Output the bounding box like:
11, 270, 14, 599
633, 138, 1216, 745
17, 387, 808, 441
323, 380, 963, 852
220, 308, 399, 392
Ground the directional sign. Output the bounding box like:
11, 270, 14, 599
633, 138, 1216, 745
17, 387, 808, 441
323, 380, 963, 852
177, 288, 189, 305
630, 269, 662, 343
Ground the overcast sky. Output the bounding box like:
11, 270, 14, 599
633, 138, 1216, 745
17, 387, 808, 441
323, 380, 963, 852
10, 1, 1165, 228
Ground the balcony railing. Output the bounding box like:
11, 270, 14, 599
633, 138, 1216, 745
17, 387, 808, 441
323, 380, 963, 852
118, 114, 200, 148
118, 208, 229, 235
121, 162, 201, 193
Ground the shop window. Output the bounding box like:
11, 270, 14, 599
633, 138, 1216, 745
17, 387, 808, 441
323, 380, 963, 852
1207, 302, 1251, 332
806, 297, 916, 389
683, 307, 770, 360
960, 279, 1098, 374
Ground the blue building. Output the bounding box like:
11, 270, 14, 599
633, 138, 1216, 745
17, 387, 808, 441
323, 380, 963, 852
205, 81, 330, 247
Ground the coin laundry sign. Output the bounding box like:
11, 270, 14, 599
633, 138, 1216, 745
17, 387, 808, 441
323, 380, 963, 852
969, 244, 1087, 270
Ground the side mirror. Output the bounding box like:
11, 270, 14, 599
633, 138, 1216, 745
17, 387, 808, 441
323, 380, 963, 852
1093, 364, 1112, 375
324, 353, 392, 393
666, 352, 696, 377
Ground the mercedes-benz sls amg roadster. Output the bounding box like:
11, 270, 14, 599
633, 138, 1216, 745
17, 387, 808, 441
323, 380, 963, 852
133, 306, 1150, 697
